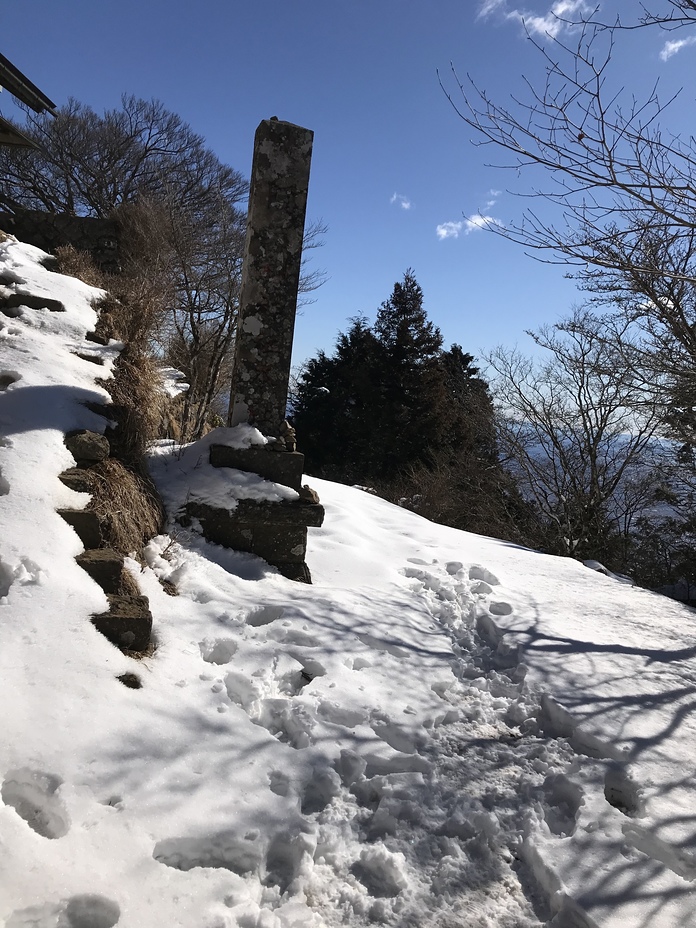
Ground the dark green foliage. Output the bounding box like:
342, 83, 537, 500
292, 316, 383, 482
294, 269, 464, 483
292, 270, 517, 536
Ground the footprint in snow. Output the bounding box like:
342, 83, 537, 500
468, 564, 500, 586
244, 604, 284, 627
300, 767, 342, 814
5, 895, 120, 928
604, 764, 645, 817
1, 767, 70, 839
0, 370, 21, 390
0, 556, 45, 598
153, 830, 264, 876
542, 773, 584, 837
199, 637, 238, 664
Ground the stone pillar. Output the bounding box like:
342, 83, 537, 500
228, 117, 314, 436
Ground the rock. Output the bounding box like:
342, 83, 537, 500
0, 291, 65, 313
75, 548, 124, 594
84, 330, 110, 346
64, 430, 110, 463
298, 485, 320, 505
58, 467, 98, 493
279, 419, 297, 452
277, 562, 312, 583
91, 594, 152, 652
209, 445, 305, 490
56, 509, 103, 548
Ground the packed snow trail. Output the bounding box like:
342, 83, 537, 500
2, 236, 696, 927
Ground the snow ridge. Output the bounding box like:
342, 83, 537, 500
3, 237, 696, 928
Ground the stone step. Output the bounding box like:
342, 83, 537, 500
56, 508, 103, 548
64, 429, 110, 464
91, 594, 152, 652
209, 445, 305, 491
58, 467, 99, 493
186, 497, 324, 528
76, 548, 125, 594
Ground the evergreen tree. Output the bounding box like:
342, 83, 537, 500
292, 318, 383, 482
292, 270, 528, 537
292, 271, 497, 488
371, 270, 446, 476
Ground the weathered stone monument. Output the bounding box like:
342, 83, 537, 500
194, 118, 324, 582
228, 117, 314, 436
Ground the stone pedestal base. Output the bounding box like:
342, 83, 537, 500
190, 445, 324, 581
210, 445, 305, 489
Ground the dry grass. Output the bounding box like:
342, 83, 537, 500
122, 638, 158, 661
54, 242, 166, 350
54, 244, 106, 288
99, 347, 165, 465
55, 246, 168, 465
86, 458, 164, 559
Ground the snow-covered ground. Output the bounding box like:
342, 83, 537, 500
1, 235, 696, 928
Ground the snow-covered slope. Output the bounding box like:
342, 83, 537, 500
1, 236, 695, 928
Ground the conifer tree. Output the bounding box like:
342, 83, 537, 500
291, 270, 499, 491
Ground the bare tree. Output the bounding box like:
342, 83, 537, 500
0, 95, 248, 218
488, 309, 664, 565
1, 96, 329, 441
443, 21, 696, 283
442, 3, 696, 445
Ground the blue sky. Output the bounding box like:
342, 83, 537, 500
2, 1, 694, 372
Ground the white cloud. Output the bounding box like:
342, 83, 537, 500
436, 221, 463, 240
390, 192, 412, 210
660, 35, 696, 61
463, 213, 501, 233
478, 0, 592, 39
478, 0, 507, 16
436, 214, 502, 240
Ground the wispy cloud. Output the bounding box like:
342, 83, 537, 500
660, 35, 696, 61
436, 214, 501, 240
464, 213, 501, 233
478, 0, 592, 39
478, 0, 507, 15
390, 192, 412, 210
436, 221, 463, 240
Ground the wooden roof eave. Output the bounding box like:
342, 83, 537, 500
0, 114, 39, 148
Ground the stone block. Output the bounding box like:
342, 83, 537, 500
276, 562, 312, 583
209, 445, 304, 490
64, 429, 110, 463
234, 498, 325, 527
76, 548, 124, 594
0, 292, 65, 313
58, 467, 98, 493
91, 594, 152, 652
184, 501, 311, 563
57, 509, 103, 548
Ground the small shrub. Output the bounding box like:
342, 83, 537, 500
87, 458, 163, 558
53, 244, 106, 289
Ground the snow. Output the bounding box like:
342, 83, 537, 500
149, 428, 296, 517
1, 234, 696, 927
159, 367, 190, 399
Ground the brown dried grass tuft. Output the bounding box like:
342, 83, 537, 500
87, 458, 164, 559
100, 346, 165, 465
54, 244, 106, 289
